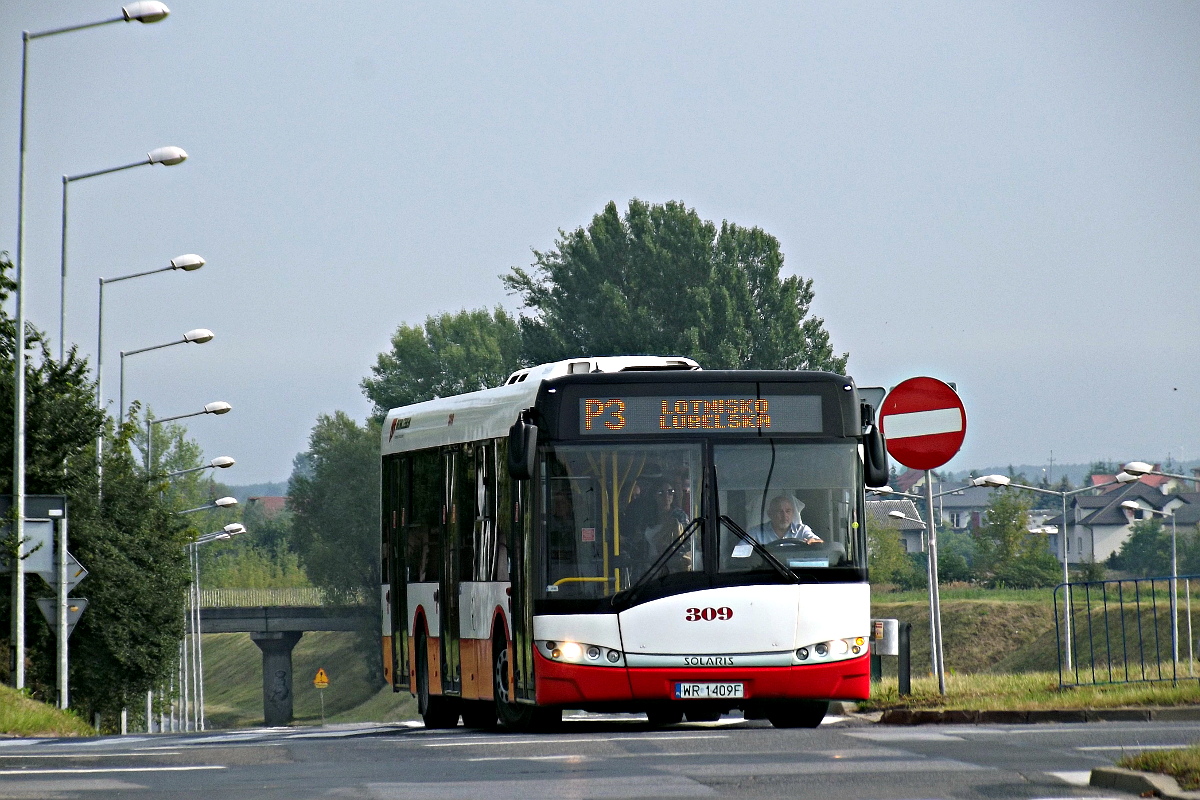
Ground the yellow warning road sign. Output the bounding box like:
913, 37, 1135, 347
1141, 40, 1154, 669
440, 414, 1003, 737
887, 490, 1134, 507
314, 668, 329, 689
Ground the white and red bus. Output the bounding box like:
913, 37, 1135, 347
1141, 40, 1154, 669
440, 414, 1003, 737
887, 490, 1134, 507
380, 356, 889, 730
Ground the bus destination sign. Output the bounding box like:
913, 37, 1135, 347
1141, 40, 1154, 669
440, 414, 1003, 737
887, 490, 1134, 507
580, 395, 822, 436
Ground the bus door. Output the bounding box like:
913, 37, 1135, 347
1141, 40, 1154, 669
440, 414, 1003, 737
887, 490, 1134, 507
440, 448, 463, 696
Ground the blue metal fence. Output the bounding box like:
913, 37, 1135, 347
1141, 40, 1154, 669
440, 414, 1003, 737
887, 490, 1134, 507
1055, 575, 1200, 688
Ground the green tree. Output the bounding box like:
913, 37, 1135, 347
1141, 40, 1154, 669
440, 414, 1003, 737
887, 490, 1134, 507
936, 525, 977, 583
289, 412, 382, 681
64, 422, 191, 722
0, 250, 188, 718
866, 520, 920, 589
502, 199, 847, 371
362, 307, 524, 416
1110, 519, 1171, 577
973, 490, 1060, 588
289, 412, 381, 599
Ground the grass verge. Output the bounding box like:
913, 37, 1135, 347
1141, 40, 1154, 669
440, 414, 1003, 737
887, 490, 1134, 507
0, 683, 93, 737
1118, 745, 1200, 791
202, 631, 418, 728
863, 672, 1200, 711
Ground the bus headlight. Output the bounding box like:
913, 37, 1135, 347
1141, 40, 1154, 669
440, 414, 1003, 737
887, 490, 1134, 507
537, 640, 625, 667
793, 637, 869, 664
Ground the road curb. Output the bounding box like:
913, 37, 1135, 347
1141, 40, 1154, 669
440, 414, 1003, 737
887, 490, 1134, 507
877, 706, 1200, 725
1089, 767, 1200, 799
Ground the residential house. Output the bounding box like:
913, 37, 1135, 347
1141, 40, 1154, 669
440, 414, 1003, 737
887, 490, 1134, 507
865, 499, 925, 554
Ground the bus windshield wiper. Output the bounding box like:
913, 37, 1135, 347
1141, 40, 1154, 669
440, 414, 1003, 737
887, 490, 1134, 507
616, 517, 704, 605
719, 515, 799, 584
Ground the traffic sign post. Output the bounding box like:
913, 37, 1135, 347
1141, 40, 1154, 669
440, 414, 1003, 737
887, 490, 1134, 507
879, 377, 967, 697
314, 668, 329, 723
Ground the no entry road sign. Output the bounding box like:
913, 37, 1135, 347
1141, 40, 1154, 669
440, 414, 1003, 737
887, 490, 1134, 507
878, 377, 966, 471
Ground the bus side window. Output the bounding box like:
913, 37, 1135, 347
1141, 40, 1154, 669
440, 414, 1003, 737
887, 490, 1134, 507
409, 449, 443, 583
472, 443, 498, 582
456, 445, 476, 583
494, 439, 511, 581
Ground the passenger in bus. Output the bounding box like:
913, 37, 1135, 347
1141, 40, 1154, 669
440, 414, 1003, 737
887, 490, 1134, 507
547, 484, 577, 566
748, 495, 822, 545
641, 479, 691, 567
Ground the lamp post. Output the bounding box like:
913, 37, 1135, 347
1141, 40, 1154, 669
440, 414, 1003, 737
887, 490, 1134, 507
1121, 500, 1180, 672
970, 472, 1139, 671
118, 329, 214, 423
11, 0, 171, 691
145, 401, 231, 474
60, 148, 188, 362
97, 255, 204, 414
182, 523, 245, 731
163, 456, 236, 481
178, 496, 238, 515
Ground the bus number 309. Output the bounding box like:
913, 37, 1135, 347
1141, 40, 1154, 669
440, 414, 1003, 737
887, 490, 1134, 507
685, 607, 733, 621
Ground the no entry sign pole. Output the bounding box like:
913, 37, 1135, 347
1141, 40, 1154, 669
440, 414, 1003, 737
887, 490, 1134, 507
879, 377, 967, 697
924, 474, 946, 695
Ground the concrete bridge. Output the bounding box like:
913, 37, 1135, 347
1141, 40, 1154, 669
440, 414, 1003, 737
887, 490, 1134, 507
189, 605, 376, 726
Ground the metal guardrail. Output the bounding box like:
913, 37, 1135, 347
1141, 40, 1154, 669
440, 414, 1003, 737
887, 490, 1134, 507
1055, 575, 1200, 688
199, 587, 369, 608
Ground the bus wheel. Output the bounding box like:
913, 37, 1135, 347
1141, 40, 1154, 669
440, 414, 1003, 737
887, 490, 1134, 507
416, 633, 460, 729
767, 700, 828, 729
493, 640, 560, 732
646, 706, 683, 727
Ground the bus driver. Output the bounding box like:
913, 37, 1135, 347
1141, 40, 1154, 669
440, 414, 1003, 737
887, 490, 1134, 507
748, 495, 822, 546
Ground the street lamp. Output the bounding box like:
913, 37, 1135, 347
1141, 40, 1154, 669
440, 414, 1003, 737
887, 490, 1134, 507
145, 401, 231, 473
1120, 500, 1181, 672
118, 329, 214, 423
182, 521, 246, 731
60, 148, 189, 361
97, 254, 205, 416
972, 472, 1139, 671
163, 456, 235, 480
11, 0, 171, 691
178, 497, 238, 515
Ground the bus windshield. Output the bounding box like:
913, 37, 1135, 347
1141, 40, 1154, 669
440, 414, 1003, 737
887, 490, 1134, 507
537, 440, 862, 602
714, 441, 862, 574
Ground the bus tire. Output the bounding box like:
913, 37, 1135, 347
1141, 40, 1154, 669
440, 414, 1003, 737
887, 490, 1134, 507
493, 639, 560, 732
416, 632, 460, 729
767, 700, 828, 729
645, 706, 683, 727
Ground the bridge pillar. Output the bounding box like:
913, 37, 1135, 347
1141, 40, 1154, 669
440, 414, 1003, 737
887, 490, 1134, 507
250, 631, 303, 726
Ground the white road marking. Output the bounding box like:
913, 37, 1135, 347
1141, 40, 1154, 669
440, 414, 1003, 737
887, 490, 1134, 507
0, 765, 225, 775
882, 407, 963, 439
469, 754, 592, 762
0, 752, 181, 759
1048, 771, 1094, 786
844, 731, 965, 742
51, 736, 153, 747
356, 775, 714, 798
424, 734, 727, 747
1077, 744, 1190, 751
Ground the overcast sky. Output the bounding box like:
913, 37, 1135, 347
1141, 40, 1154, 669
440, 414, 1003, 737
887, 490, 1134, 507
1, 2, 1197, 484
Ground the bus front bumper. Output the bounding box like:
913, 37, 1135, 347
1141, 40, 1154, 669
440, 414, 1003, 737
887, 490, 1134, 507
534, 649, 870, 706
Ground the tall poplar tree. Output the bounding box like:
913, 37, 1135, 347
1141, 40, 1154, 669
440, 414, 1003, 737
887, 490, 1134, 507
503, 199, 847, 372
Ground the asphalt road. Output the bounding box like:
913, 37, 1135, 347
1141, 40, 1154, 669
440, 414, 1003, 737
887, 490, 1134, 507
0, 712, 1194, 799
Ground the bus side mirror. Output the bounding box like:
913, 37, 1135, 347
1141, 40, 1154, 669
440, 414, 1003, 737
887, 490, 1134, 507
507, 420, 537, 480
861, 402, 889, 488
